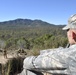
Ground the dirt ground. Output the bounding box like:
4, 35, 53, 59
0, 54, 13, 64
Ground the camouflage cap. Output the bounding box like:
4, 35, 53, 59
62, 14, 76, 30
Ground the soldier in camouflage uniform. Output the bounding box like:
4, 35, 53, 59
19, 14, 76, 75
3, 49, 7, 58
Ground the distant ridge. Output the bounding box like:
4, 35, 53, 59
0, 18, 66, 27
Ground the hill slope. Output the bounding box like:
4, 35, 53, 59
0, 18, 65, 27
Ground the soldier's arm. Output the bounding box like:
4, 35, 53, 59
23, 47, 68, 74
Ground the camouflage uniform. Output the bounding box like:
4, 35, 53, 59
19, 44, 76, 75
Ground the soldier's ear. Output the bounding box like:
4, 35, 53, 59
72, 32, 76, 39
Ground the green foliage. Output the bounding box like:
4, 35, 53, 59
0, 40, 6, 49
17, 38, 30, 49
0, 19, 67, 51
32, 34, 68, 49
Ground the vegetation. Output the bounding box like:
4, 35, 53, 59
0, 19, 67, 51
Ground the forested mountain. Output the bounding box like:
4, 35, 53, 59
0, 18, 66, 36
0, 18, 65, 27
0, 19, 53, 26
0, 19, 67, 51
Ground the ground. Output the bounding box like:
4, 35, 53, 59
0, 54, 13, 64
0, 51, 52, 75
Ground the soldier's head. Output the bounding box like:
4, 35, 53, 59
63, 14, 76, 45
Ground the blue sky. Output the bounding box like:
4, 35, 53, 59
0, 0, 76, 25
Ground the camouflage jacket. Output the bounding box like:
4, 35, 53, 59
23, 44, 76, 75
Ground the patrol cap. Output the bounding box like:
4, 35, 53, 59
62, 14, 76, 30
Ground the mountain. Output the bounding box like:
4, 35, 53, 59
0, 18, 65, 27
0, 18, 66, 39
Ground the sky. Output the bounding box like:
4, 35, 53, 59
0, 0, 76, 25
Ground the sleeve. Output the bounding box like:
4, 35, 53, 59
23, 47, 69, 74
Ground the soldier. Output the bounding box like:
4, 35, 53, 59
20, 14, 76, 75
3, 49, 7, 58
